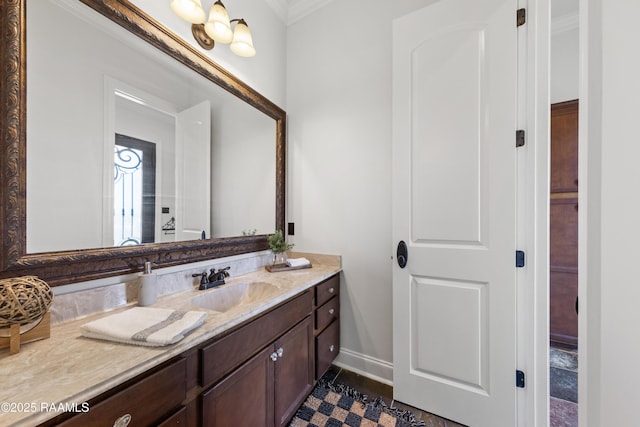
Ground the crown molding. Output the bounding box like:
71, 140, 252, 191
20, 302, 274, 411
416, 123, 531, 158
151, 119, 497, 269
552, 12, 579, 35
264, 0, 335, 26
264, 0, 288, 24
288, 0, 335, 25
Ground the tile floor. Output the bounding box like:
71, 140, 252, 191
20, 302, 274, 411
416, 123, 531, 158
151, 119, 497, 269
549, 345, 578, 427
324, 347, 579, 427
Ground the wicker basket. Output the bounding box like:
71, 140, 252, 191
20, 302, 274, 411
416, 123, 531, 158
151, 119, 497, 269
0, 276, 53, 328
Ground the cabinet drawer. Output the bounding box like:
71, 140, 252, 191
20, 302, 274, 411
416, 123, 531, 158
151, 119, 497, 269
201, 291, 312, 386
315, 320, 340, 379
59, 358, 186, 427
315, 275, 339, 307
315, 296, 339, 333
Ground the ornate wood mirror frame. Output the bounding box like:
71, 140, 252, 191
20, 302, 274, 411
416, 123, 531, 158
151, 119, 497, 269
0, 0, 286, 286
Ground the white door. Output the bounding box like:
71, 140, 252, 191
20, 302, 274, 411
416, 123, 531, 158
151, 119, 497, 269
175, 100, 211, 241
392, 1, 519, 426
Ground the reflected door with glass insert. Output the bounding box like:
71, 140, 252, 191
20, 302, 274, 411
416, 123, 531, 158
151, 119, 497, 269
114, 134, 157, 246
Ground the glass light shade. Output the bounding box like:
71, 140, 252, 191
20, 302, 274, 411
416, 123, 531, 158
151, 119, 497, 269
230, 21, 256, 57
203, 2, 233, 43
170, 0, 206, 24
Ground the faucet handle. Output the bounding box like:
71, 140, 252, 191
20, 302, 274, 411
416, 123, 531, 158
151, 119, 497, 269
220, 266, 231, 277
192, 272, 208, 285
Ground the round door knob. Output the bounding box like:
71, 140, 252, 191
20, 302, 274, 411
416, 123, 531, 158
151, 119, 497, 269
329, 308, 335, 315
270, 352, 278, 362
328, 287, 334, 294
277, 347, 284, 358
329, 345, 335, 352
113, 414, 132, 427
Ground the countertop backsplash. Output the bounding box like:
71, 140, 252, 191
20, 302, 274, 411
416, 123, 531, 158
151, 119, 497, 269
49, 250, 282, 325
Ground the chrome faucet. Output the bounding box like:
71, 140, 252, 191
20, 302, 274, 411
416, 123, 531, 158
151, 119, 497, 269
192, 266, 230, 290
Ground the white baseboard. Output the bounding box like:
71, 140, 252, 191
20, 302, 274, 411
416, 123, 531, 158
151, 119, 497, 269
333, 348, 394, 386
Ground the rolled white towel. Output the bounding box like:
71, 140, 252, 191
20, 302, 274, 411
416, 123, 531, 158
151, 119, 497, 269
81, 307, 206, 347
286, 257, 311, 268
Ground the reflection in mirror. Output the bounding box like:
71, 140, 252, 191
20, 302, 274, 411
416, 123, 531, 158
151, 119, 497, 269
26, 0, 275, 253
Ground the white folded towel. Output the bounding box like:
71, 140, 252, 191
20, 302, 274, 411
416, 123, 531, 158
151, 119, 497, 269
81, 307, 207, 347
286, 257, 311, 268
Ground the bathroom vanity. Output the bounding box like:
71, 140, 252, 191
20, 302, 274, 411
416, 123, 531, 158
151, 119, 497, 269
0, 257, 340, 427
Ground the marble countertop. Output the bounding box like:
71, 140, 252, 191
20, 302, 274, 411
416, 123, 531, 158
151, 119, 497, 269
0, 253, 341, 427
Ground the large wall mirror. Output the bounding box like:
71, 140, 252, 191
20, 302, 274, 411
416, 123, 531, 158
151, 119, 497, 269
0, 0, 286, 286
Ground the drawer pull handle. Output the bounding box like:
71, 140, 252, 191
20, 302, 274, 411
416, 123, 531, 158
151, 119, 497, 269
270, 352, 278, 362
113, 414, 132, 427
329, 345, 335, 352
277, 347, 284, 358
328, 287, 335, 294
329, 308, 335, 315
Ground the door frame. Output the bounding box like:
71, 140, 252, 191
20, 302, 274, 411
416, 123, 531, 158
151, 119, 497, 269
520, 0, 551, 425
103, 76, 177, 246
578, 0, 597, 425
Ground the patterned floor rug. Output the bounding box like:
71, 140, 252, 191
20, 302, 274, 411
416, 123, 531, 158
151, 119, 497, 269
289, 380, 425, 427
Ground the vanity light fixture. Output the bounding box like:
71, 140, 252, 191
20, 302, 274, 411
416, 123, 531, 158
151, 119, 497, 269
170, 0, 256, 57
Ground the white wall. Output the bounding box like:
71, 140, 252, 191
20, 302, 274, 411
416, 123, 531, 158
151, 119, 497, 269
287, 0, 437, 379
551, 27, 579, 103
582, 0, 640, 424
210, 100, 275, 237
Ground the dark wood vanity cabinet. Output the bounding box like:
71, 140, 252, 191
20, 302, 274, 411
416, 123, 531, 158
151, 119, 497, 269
199, 274, 341, 425
314, 274, 340, 379
41, 274, 340, 427
201, 291, 314, 427
202, 317, 313, 427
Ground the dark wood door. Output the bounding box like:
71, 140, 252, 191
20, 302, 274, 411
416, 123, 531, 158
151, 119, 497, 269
274, 317, 314, 427
202, 345, 275, 427
550, 101, 579, 193
550, 99, 579, 347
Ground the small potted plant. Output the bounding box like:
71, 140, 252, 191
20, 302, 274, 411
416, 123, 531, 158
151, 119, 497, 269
267, 230, 294, 266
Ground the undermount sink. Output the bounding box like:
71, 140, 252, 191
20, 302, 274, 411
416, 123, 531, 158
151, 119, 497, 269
190, 281, 280, 313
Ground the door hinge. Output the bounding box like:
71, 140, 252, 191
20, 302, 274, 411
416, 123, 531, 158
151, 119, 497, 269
516, 130, 525, 147
517, 8, 526, 27
516, 370, 526, 388
516, 250, 525, 268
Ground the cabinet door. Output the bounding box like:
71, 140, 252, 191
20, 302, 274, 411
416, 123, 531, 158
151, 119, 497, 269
274, 317, 314, 427
202, 346, 275, 427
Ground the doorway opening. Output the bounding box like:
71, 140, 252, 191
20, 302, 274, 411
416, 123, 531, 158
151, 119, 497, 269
549, 2, 580, 424
549, 1, 579, 424
549, 99, 579, 426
